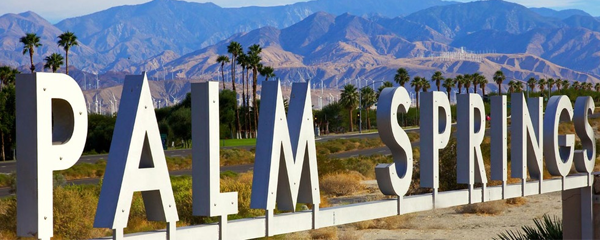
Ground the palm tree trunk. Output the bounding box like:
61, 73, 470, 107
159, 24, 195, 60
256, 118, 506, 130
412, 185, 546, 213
474, 84, 478, 95
349, 109, 354, 132
246, 68, 251, 137
29, 49, 34, 73
482, 87, 486, 96
221, 64, 225, 90
231, 58, 241, 139
446, 89, 451, 101
0, 132, 4, 161
416, 92, 420, 111
65, 49, 69, 74
241, 68, 247, 138
252, 68, 258, 137
498, 83, 502, 95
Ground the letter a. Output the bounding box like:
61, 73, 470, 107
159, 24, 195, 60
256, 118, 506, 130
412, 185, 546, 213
94, 73, 178, 239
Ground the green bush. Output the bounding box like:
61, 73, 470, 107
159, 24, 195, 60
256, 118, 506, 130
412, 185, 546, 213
495, 214, 562, 240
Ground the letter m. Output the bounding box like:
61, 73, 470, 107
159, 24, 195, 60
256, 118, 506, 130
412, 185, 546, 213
250, 81, 320, 211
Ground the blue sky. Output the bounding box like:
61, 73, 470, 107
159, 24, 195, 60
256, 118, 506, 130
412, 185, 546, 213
2, 0, 599, 23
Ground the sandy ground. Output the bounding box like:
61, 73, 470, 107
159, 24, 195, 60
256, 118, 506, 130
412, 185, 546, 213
356, 192, 562, 240
302, 179, 565, 240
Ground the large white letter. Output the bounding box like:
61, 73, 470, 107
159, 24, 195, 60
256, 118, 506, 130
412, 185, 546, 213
420, 91, 451, 191
574, 96, 596, 173
490, 95, 507, 183
456, 94, 487, 186
375, 87, 413, 196
94, 73, 178, 239
16, 73, 88, 240
192, 81, 238, 217
510, 94, 543, 181
544, 96, 574, 177
250, 81, 320, 211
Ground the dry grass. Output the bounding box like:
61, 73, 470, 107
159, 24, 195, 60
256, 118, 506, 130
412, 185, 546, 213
310, 227, 338, 239
455, 200, 505, 215
506, 197, 527, 206
352, 215, 412, 230
320, 171, 365, 196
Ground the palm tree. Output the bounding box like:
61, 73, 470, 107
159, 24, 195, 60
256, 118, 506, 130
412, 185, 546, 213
237, 53, 249, 138
561, 80, 570, 91
377, 81, 394, 99
411, 76, 424, 110
216, 55, 230, 90
360, 87, 376, 130
248, 44, 262, 136
455, 75, 464, 94
43, 53, 64, 73
547, 78, 555, 95
20, 33, 42, 73
57, 31, 78, 75
463, 74, 472, 94
477, 74, 488, 96
555, 78, 562, 93
472, 73, 481, 94
508, 80, 516, 94
537, 79, 547, 95
585, 82, 593, 91
394, 67, 410, 87
527, 77, 537, 93
571, 81, 580, 90
493, 70, 506, 95
259, 66, 275, 81
340, 84, 359, 132
421, 78, 431, 92
0, 66, 19, 90
442, 77, 455, 101
227, 41, 243, 138
595, 83, 600, 92
431, 71, 444, 92
515, 81, 524, 92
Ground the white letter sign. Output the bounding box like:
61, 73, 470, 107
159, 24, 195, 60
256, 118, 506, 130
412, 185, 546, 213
420, 91, 451, 193
250, 81, 320, 211
375, 87, 413, 197
94, 73, 178, 239
16, 73, 88, 240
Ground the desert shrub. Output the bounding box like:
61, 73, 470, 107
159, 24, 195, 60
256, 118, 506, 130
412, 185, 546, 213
220, 148, 255, 166
0, 196, 16, 239
353, 220, 376, 230
221, 172, 264, 219
320, 171, 364, 196
506, 197, 527, 206
310, 227, 338, 239
166, 156, 191, 171
0, 172, 16, 192
53, 184, 109, 239
318, 154, 393, 179
455, 201, 505, 215
316, 138, 384, 155
352, 214, 412, 231
495, 214, 562, 240
57, 160, 107, 180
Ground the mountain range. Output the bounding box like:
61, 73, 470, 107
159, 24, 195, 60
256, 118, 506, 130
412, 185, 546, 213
1, 0, 600, 108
